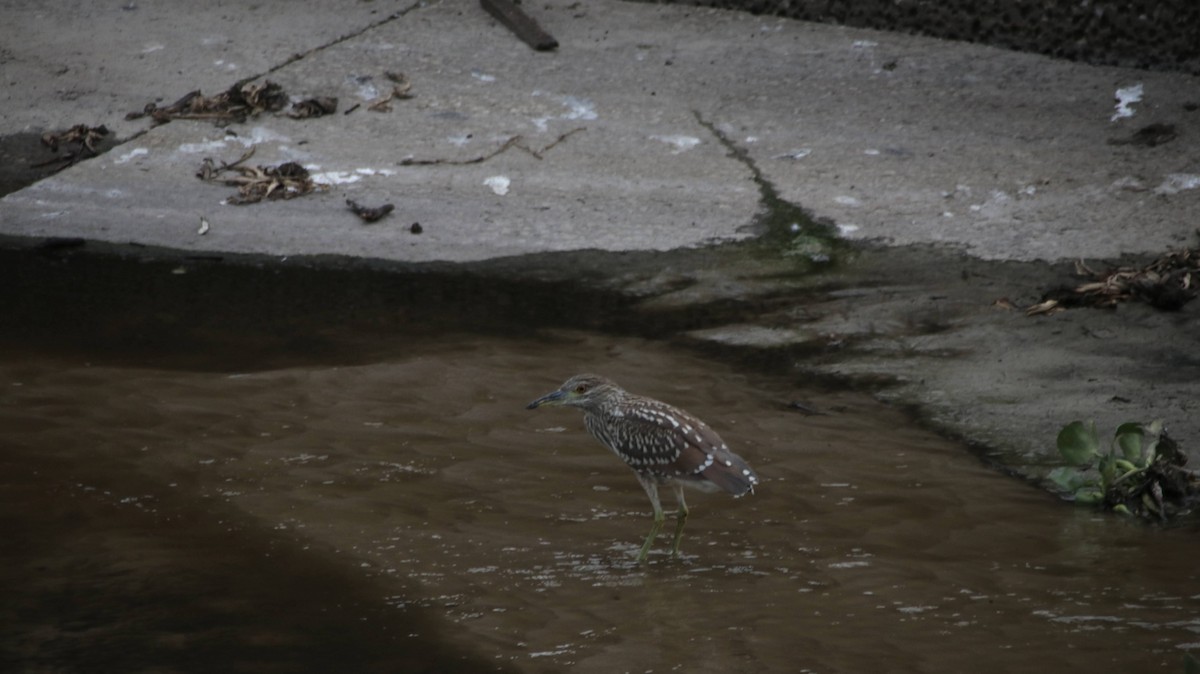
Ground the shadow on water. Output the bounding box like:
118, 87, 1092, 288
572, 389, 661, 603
0, 459, 507, 674
3, 247, 1200, 673
0, 249, 533, 671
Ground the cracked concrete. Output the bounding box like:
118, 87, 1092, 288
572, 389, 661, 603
3, 0, 1197, 263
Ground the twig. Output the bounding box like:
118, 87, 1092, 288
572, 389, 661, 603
398, 128, 584, 166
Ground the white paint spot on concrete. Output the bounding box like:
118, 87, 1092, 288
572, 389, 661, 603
238, 126, 290, 146
774, 148, 811, 160
447, 134, 472, 147
837, 223, 860, 235
852, 40, 878, 49
357, 80, 381, 99
213, 59, 238, 72
1110, 176, 1146, 192
531, 93, 598, 131
178, 139, 229, 154
141, 43, 165, 54
863, 148, 881, 156
650, 134, 700, 153
310, 171, 361, 186
559, 95, 597, 121
354, 168, 396, 176
1154, 174, 1200, 195
834, 195, 861, 207
1111, 83, 1143, 122
114, 148, 148, 164
484, 175, 510, 195
471, 71, 496, 83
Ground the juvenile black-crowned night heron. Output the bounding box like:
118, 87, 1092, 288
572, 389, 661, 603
526, 374, 759, 562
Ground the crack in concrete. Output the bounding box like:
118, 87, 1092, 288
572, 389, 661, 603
264, 0, 428, 77
700, 110, 830, 243
692, 110, 840, 262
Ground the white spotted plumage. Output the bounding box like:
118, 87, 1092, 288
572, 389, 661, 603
528, 374, 761, 561
548, 375, 759, 496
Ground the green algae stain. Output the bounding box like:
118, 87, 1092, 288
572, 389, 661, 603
692, 111, 844, 271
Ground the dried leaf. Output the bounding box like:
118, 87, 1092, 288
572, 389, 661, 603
33, 124, 111, 172
198, 150, 321, 205
288, 96, 338, 118
1025, 299, 1063, 316
1034, 242, 1200, 314
128, 80, 288, 125
346, 199, 395, 223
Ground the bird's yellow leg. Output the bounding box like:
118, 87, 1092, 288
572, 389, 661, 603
636, 476, 663, 563
638, 510, 664, 563
670, 485, 688, 558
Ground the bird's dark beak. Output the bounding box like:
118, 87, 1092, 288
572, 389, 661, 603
526, 389, 566, 409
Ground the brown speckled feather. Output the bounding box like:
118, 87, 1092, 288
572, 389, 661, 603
584, 393, 758, 496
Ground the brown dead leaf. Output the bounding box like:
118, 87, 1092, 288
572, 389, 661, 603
1030, 244, 1200, 314
33, 124, 111, 172
1025, 299, 1063, 316
197, 150, 322, 205
289, 96, 338, 119
368, 72, 414, 112
128, 80, 289, 125
346, 199, 395, 223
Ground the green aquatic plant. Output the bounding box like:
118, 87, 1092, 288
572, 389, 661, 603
1049, 419, 1197, 521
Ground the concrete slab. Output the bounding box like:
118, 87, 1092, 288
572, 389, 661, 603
3, 0, 1197, 263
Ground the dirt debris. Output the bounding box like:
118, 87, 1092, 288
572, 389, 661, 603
366, 72, 414, 113
288, 96, 339, 119
196, 147, 321, 205
33, 124, 110, 173
127, 80, 290, 125
346, 199, 395, 223
1026, 243, 1200, 315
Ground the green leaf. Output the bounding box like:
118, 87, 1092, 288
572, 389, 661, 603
1114, 424, 1144, 462
1048, 466, 1091, 493
1115, 421, 1143, 436
1076, 490, 1104, 505
1112, 503, 1133, 516
1098, 455, 1118, 490
1057, 421, 1099, 465
1144, 419, 1164, 464
1113, 459, 1139, 474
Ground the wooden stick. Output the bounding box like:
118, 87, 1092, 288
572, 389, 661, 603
480, 0, 558, 51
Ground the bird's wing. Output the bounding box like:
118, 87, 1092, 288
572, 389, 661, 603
616, 399, 758, 496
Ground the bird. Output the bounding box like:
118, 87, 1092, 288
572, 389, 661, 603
526, 373, 759, 562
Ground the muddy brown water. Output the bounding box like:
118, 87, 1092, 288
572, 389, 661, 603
3, 253, 1200, 673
